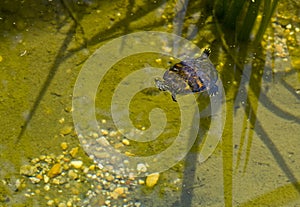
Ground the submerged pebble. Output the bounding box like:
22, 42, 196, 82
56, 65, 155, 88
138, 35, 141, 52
122, 139, 130, 146
47, 163, 62, 178
136, 163, 147, 173
70, 160, 83, 169
69, 147, 79, 158
60, 142, 68, 150
20, 165, 37, 176
18, 125, 168, 206
111, 187, 125, 199
60, 126, 73, 136
146, 173, 160, 188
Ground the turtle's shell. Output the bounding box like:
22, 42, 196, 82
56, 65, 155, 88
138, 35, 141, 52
157, 48, 218, 101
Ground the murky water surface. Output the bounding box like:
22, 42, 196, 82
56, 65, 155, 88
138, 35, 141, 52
0, 0, 299, 206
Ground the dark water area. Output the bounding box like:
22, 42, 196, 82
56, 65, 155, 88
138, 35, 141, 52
0, 0, 299, 206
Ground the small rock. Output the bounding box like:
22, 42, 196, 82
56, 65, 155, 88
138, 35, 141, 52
96, 137, 109, 146
101, 129, 109, 136
122, 139, 130, 146
155, 58, 162, 64
111, 187, 124, 199
125, 151, 135, 156
20, 165, 37, 176
60, 126, 73, 136
63, 163, 70, 170
135, 202, 142, 207
114, 143, 124, 149
15, 179, 22, 190
66, 201, 72, 207
58, 202, 67, 207
146, 172, 160, 188
56, 154, 64, 161
68, 170, 78, 179
31, 158, 40, 164
106, 174, 114, 181
44, 175, 50, 183
44, 184, 50, 191
89, 165, 95, 171
70, 160, 83, 169
109, 130, 118, 137
64, 106, 73, 113
47, 163, 62, 178
47, 200, 54, 206
83, 167, 89, 174
58, 117, 65, 124
36, 174, 43, 180
137, 163, 147, 173
29, 176, 41, 184
39, 155, 46, 160
60, 142, 68, 150
52, 178, 60, 185
69, 147, 79, 158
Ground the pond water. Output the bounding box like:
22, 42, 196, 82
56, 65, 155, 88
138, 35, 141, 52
0, 0, 299, 206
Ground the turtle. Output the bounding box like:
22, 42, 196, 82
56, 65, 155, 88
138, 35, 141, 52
155, 48, 218, 102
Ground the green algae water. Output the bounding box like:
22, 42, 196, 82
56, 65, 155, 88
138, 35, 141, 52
0, 0, 299, 206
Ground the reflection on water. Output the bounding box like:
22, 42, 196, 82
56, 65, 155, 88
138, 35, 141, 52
0, 0, 299, 206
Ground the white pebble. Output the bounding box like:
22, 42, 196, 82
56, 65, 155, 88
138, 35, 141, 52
29, 177, 41, 184
44, 184, 50, 191
58, 203, 66, 207
44, 175, 50, 183
105, 200, 111, 205
70, 160, 83, 169
47, 200, 54, 206
137, 163, 147, 172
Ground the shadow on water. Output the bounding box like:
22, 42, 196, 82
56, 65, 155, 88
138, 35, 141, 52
176, 0, 300, 206
218, 3, 300, 207
15, 0, 87, 144
15, 0, 165, 144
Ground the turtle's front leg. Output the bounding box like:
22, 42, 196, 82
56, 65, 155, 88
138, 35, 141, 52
155, 78, 168, 91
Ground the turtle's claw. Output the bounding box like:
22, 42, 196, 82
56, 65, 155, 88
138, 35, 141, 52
171, 93, 177, 102
208, 85, 219, 96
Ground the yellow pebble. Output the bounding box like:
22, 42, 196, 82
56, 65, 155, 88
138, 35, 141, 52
138, 179, 145, 185
155, 58, 162, 64
60, 142, 68, 150
0, 55, 3, 62
146, 172, 160, 188
122, 139, 130, 146
89, 164, 95, 171
125, 151, 135, 156
111, 187, 125, 199
60, 126, 72, 136
47, 163, 62, 178
69, 147, 79, 158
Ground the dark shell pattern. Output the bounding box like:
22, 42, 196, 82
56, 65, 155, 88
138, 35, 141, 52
155, 48, 218, 101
